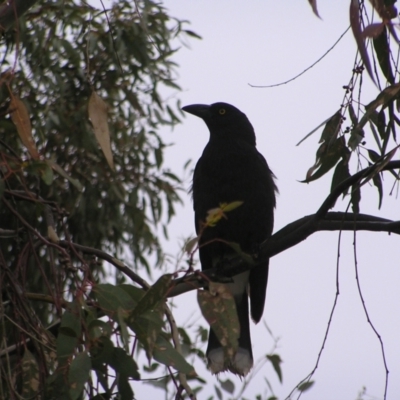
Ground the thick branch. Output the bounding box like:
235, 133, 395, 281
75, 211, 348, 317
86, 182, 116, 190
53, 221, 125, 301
57, 240, 150, 290
168, 211, 400, 297
0, 0, 39, 31
168, 159, 400, 298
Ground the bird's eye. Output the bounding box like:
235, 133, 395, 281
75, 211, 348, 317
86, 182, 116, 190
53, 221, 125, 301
219, 108, 226, 115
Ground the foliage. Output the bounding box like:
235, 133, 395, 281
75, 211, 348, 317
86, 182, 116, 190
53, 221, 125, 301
300, 0, 400, 215
0, 0, 200, 398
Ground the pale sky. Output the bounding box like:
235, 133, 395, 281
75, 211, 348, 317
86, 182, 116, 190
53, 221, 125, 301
104, 1, 400, 399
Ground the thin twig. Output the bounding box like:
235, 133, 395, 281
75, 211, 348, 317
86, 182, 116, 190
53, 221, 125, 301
249, 26, 351, 88
353, 230, 389, 400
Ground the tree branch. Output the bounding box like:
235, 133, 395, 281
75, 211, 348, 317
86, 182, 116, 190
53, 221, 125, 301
168, 160, 400, 297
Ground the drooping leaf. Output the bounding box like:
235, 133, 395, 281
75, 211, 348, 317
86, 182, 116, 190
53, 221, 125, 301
56, 303, 82, 367
368, 121, 383, 152
93, 284, 136, 317
331, 158, 351, 194
152, 335, 196, 375
9, 94, 40, 159
369, 0, 398, 20
372, 169, 383, 209
109, 348, 140, 380
350, 0, 376, 84
215, 384, 223, 400
297, 113, 335, 146
303, 137, 346, 183
21, 349, 40, 399
267, 354, 283, 383
319, 110, 342, 145
90, 336, 115, 368
368, 149, 380, 163
88, 91, 114, 170
348, 103, 358, 125
361, 83, 400, 127
127, 307, 164, 358
373, 25, 394, 84
68, 351, 91, 400
197, 283, 239, 365
308, 0, 321, 18
46, 159, 83, 191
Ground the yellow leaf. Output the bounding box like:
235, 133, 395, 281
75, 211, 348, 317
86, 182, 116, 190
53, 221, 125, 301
206, 207, 226, 227
88, 91, 114, 170
9, 94, 40, 159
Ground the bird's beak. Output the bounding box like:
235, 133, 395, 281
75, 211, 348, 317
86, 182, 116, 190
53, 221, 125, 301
182, 104, 211, 119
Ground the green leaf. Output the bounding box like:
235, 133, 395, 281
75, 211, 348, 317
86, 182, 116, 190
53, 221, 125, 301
56, 303, 82, 367
46, 159, 83, 192
90, 336, 115, 368
131, 274, 172, 318
93, 284, 136, 317
68, 351, 91, 400
331, 158, 351, 194
303, 137, 346, 183
119, 284, 146, 303
183, 29, 202, 39
88, 319, 112, 340
350, 0, 376, 83
267, 354, 283, 383
109, 348, 140, 380
368, 149, 380, 163
153, 335, 196, 375
117, 375, 134, 400
348, 103, 358, 125
358, 83, 400, 133
118, 307, 130, 352
215, 384, 223, 400
373, 26, 394, 84
127, 309, 164, 358
220, 378, 235, 394
298, 380, 315, 392
319, 110, 342, 145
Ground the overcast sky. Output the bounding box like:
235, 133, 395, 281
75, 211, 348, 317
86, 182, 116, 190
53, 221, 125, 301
127, 2, 400, 399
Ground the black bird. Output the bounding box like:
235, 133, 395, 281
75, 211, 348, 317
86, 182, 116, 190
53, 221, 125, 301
182, 102, 277, 376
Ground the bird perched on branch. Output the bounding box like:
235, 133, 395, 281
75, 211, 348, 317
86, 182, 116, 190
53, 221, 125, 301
182, 102, 277, 376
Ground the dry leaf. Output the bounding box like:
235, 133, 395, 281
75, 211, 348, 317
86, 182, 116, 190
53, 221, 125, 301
88, 91, 114, 170
9, 94, 40, 159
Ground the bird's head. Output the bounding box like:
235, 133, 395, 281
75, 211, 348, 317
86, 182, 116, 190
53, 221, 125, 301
182, 102, 256, 145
